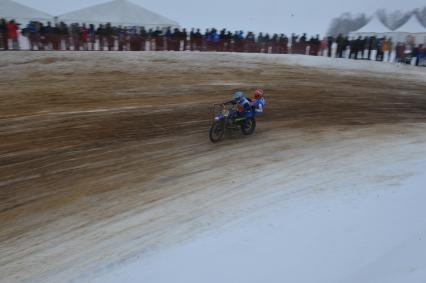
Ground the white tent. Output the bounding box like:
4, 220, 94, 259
350, 15, 391, 37
57, 0, 179, 28
0, 0, 52, 24
394, 14, 426, 33
387, 15, 426, 44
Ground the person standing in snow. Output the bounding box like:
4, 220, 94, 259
26, 21, 39, 51
382, 37, 391, 62
96, 24, 105, 51
417, 45, 425, 66
59, 22, 70, 51
0, 18, 8, 50
336, 34, 344, 58
320, 37, 328, 56
104, 23, 114, 51
327, 36, 333, 57
80, 24, 89, 51
7, 20, 19, 50
44, 22, 54, 50
88, 24, 96, 51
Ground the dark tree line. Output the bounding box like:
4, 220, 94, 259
417, 7, 426, 27
377, 9, 412, 30
327, 13, 368, 37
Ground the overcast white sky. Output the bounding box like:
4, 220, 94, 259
16, 0, 426, 35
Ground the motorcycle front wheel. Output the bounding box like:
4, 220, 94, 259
210, 121, 225, 143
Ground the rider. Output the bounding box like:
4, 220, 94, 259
251, 88, 266, 116
225, 91, 253, 119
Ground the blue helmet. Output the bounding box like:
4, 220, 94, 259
233, 91, 244, 101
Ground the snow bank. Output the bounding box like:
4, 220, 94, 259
1, 52, 425, 82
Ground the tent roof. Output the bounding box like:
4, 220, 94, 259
394, 15, 426, 33
0, 0, 52, 22
58, 0, 179, 27
355, 15, 391, 34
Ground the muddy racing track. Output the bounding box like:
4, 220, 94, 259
1, 52, 426, 282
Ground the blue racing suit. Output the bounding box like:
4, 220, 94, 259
225, 97, 253, 119
252, 97, 266, 116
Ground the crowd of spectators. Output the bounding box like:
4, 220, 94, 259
320, 34, 426, 66
1, 18, 425, 66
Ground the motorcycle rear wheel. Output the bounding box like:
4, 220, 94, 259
241, 118, 256, 135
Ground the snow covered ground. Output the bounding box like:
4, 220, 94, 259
85, 124, 426, 283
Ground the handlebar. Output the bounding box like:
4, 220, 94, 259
212, 103, 236, 117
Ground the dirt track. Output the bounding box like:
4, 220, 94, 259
1, 52, 426, 282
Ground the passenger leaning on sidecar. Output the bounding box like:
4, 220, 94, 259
251, 88, 266, 116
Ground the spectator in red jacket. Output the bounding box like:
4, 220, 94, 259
7, 20, 19, 50
81, 24, 89, 51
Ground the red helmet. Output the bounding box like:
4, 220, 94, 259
254, 89, 264, 99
